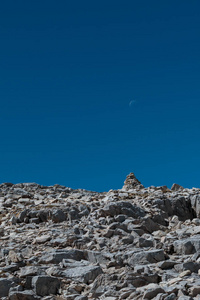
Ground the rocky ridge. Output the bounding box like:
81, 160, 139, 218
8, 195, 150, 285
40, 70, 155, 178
0, 173, 200, 299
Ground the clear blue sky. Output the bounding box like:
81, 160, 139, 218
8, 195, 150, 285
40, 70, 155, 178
1, 0, 200, 191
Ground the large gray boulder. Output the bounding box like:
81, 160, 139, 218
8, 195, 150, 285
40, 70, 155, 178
127, 249, 165, 267
190, 194, 200, 218
171, 183, 184, 191
152, 196, 195, 221
0, 279, 15, 297
173, 236, 200, 255
86, 250, 108, 265
143, 284, 165, 299
101, 201, 146, 218
61, 260, 103, 284
32, 276, 60, 296
51, 209, 67, 223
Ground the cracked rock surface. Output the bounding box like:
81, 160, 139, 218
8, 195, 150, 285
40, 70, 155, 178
1, 174, 200, 299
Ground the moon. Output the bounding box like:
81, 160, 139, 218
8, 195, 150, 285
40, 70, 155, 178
129, 100, 136, 107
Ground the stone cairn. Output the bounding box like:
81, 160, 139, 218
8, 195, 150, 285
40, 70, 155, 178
122, 172, 144, 190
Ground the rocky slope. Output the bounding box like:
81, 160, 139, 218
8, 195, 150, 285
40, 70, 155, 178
1, 173, 200, 299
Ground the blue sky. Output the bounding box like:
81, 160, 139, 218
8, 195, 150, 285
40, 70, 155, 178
1, 0, 200, 191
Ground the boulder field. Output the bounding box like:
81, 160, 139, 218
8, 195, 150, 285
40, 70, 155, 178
0, 173, 200, 299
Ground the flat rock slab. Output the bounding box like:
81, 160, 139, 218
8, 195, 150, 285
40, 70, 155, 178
157, 260, 177, 269
61, 264, 103, 284
9, 290, 41, 300
39, 249, 85, 264
19, 266, 38, 278
128, 249, 165, 267
34, 234, 51, 244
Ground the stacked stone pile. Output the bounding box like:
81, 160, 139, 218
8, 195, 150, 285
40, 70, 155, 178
0, 174, 200, 299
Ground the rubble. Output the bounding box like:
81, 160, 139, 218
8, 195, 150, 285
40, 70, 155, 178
0, 174, 200, 299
